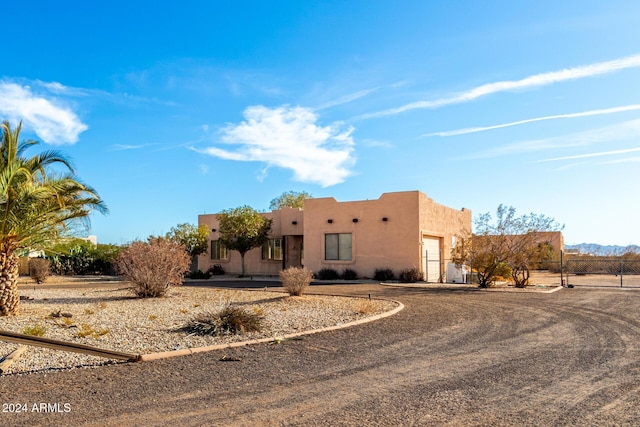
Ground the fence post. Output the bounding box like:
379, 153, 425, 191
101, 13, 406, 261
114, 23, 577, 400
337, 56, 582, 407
560, 250, 565, 287
620, 260, 624, 288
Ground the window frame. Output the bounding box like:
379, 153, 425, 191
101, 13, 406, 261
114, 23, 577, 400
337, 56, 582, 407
262, 238, 283, 261
324, 233, 352, 261
210, 240, 228, 261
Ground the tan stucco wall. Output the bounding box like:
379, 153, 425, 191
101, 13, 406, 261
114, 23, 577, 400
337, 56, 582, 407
303, 191, 471, 279
197, 208, 304, 275
535, 231, 564, 258
417, 192, 473, 280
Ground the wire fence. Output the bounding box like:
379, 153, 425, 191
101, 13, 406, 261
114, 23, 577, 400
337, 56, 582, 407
563, 257, 640, 288
440, 255, 640, 288
501, 257, 640, 288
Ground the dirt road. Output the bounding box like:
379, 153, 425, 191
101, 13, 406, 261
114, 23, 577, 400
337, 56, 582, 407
2, 284, 639, 426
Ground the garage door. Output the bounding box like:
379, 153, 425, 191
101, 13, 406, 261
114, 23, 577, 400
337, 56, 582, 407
422, 237, 441, 283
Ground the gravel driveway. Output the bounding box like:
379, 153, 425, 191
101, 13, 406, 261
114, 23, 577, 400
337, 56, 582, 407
1, 283, 639, 426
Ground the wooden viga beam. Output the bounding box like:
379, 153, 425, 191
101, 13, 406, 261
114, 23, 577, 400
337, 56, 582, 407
0, 330, 140, 362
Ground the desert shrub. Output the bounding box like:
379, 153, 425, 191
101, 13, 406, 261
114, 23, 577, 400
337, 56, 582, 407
23, 324, 47, 337
399, 268, 423, 283
374, 268, 395, 281
208, 264, 225, 275
316, 268, 340, 280
341, 268, 358, 280
47, 240, 121, 275
494, 262, 512, 280
280, 267, 313, 296
352, 298, 381, 315
115, 239, 191, 298
29, 258, 50, 284
90, 244, 122, 275
187, 269, 212, 279
180, 306, 262, 336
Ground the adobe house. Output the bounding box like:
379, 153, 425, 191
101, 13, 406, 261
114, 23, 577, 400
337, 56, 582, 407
197, 191, 471, 282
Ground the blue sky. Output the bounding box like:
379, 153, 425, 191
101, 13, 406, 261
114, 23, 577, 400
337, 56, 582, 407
2, 1, 640, 246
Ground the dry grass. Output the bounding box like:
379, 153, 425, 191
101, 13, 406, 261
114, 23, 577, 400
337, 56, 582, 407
352, 298, 384, 315
22, 324, 47, 337
76, 323, 110, 339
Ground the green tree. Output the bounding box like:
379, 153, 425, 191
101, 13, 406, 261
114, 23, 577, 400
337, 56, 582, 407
165, 223, 209, 257
218, 206, 272, 276
471, 205, 562, 288
0, 121, 107, 315
269, 191, 312, 210
46, 239, 121, 275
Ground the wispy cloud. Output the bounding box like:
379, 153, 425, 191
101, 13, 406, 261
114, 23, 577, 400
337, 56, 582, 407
0, 81, 88, 144
537, 147, 640, 162
602, 156, 640, 164
424, 104, 640, 137
360, 53, 640, 119
315, 87, 379, 110
472, 118, 640, 159
34, 78, 178, 108
359, 138, 395, 148
33, 80, 93, 97
194, 105, 355, 187
111, 144, 147, 151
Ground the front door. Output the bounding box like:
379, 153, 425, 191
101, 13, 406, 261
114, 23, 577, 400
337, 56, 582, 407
284, 236, 304, 269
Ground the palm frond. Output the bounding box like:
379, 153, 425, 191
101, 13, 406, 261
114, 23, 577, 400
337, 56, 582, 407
0, 121, 108, 252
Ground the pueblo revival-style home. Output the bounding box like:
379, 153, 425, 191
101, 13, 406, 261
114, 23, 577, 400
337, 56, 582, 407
197, 191, 472, 282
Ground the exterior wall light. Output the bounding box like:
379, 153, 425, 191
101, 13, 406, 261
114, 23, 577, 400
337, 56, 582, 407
382, 217, 388, 222
352, 218, 359, 223
327, 219, 333, 223
211, 228, 217, 232
292, 220, 298, 225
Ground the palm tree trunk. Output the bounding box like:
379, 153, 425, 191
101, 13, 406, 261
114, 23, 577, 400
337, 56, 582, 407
0, 247, 20, 316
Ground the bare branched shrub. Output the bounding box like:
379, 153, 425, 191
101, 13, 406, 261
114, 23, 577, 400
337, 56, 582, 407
180, 306, 262, 336
29, 258, 50, 284
341, 268, 358, 280
399, 268, 422, 283
280, 267, 313, 296
116, 239, 190, 297
315, 268, 339, 280
374, 268, 395, 281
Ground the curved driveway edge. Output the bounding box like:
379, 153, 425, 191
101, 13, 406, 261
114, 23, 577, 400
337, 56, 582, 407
380, 282, 564, 293
140, 297, 404, 362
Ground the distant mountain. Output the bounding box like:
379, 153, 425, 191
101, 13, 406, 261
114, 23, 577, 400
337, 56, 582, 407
565, 243, 640, 256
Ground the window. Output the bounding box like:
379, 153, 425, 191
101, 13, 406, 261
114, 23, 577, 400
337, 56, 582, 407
210, 240, 228, 260
262, 238, 283, 261
325, 233, 352, 261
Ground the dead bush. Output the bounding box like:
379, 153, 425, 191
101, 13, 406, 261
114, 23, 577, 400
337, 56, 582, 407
180, 306, 262, 336
374, 268, 395, 281
116, 239, 190, 297
29, 258, 50, 284
279, 267, 313, 296
399, 268, 423, 283
352, 298, 381, 315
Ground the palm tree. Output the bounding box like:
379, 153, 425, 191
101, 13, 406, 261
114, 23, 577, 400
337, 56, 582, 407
0, 121, 107, 315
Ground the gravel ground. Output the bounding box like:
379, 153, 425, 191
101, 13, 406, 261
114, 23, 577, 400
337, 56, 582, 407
2, 282, 639, 426
0, 285, 395, 375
